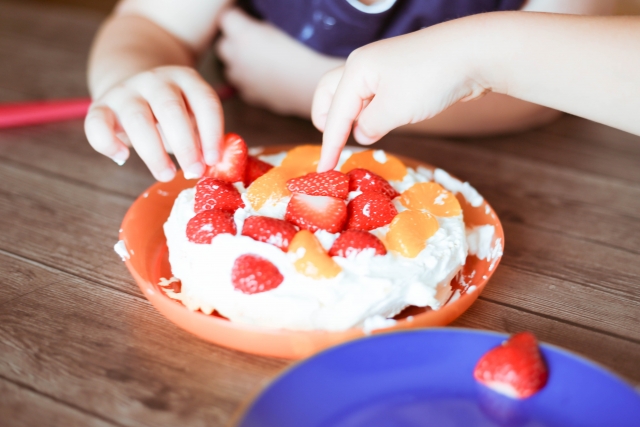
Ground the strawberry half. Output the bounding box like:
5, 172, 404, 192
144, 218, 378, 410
244, 155, 273, 187
474, 332, 549, 399
241, 216, 298, 251
285, 193, 347, 234
231, 254, 284, 294
186, 209, 237, 244
348, 168, 399, 199
205, 133, 248, 183
286, 170, 349, 199
195, 177, 245, 213
347, 191, 398, 231
329, 230, 387, 258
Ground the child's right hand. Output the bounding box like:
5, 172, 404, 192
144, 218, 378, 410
312, 20, 491, 172
85, 65, 224, 182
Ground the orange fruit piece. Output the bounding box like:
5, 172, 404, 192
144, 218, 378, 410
288, 230, 341, 279
246, 166, 297, 211
385, 210, 440, 258
340, 150, 407, 181
280, 145, 322, 176
399, 182, 462, 217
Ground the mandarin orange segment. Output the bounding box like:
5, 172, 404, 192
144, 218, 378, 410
288, 230, 341, 279
385, 210, 440, 258
245, 166, 298, 211
280, 145, 322, 176
340, 150, 407, 181
399, 182, 462, 217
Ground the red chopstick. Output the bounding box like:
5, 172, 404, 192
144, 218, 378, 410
0, 85, 236, 130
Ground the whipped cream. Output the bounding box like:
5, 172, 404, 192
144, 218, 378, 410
162, 150, 469, 331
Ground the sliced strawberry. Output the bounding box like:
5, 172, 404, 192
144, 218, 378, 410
186, 209, 237, 244
347, 191, 398, 231
195, 177, 245, 213
244, 155, 273, 187
474, 332, 549, 399
347, 168, 399, 199
329, 230, 387, 258
241, 216, 298, 251
205, 133, 248, 183
286, 170, 349, 199
231, 254, 284, 294
285, 193, 347, 234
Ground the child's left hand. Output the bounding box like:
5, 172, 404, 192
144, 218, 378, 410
215, 8, 344, 117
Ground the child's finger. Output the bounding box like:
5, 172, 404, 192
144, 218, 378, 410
139, 80, 204, 180
311, 66, 344, 132
84, 105, 129, 165
352, 93, 402, 145
174, 70, 224, 166
109, 96, 177, 182
318, 71, 372, 172
219, 7, 259, 37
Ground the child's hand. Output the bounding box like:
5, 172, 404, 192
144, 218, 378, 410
215, 8, 344, 118
85, 66, 224, 181
312, 25, 489, 172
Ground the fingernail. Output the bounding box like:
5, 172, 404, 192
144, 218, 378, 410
111, 149, 129, 166
204, 149, 219, 166
158, 166, 176, 182
183, 162, 206, 180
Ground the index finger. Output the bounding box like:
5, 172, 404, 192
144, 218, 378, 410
316, 66, 374, 172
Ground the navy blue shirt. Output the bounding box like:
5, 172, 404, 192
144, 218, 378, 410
241, 0, 526, 57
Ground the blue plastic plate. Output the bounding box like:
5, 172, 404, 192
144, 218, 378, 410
235, 329, 640, 427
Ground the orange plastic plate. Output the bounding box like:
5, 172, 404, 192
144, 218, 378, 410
119, 146, 504, 359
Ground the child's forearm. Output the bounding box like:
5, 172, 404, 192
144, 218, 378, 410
88, 14, 194, 99
397, 93, 561, 137
480, 13, 640, 136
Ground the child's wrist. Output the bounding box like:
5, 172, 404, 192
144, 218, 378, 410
463, 13, 513, 97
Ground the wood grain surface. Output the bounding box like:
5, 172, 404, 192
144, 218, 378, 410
0, 1, 639, 426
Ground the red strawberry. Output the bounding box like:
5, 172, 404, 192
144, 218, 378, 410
347, 168, 399, 199
474, 332, 549, 399
231, 254, 283, 294
347, 192, 398, 231
205, 133, 248, 183
186, 209, 237, 244
329, 230, 387, 258
241, 216, 298, 251
286, 170, 349, 199
244, 155, 273, 187
285, 193, 347, 234
195, 178, 244, 213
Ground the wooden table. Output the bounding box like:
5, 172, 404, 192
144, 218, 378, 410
1, 1, 639, 425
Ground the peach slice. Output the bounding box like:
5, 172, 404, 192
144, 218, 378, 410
245, 167, 297, 211
340, 150, 407, 181
385, 210, 440, 258
399, 182, 462, 217
288, 230, 341, 279
280, 145, 322, 175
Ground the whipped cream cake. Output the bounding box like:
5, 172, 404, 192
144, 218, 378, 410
161, 134, 471, 331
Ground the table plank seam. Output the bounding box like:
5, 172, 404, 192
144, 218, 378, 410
0, 373, 126, 427
478, 295, 640, 347
0, 155, 140, 202
0, 247, 147, 303
504, 220, 640, 257
500, 261, 640, 304
404, 135, 640, 189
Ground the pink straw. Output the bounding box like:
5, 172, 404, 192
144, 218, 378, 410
0, 85, 236, 129
0, 98, 91, 129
